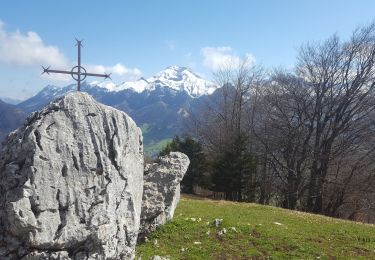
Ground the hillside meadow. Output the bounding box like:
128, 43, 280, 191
136, 195, 375, 259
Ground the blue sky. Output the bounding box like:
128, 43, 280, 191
1, 0, 375, 99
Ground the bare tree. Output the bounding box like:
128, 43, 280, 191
250, 23, 375, 215
190, 58, 264, 201
188, 22, 375, 222
252, 71, 314, 209
296, 23, 375, 213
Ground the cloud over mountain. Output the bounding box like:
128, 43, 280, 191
201, 46, 255, 71
0, 21, 69, 68
85, 63, 142, 80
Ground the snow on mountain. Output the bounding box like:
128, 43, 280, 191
89, 66, 217, 98
115, 77, 149, 93
148, 66, 217, 97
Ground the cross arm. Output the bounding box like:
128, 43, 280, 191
82, 72, 111, 79
42, 67, 77, 75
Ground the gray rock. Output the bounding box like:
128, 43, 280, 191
214, 218, 223, 227
139, 152, 189, 240
21, 251, 70, 260
0, 92, 144, 259
149, 256, 170, 260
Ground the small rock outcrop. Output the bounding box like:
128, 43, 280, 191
139, 152, 190, 240
149, 256, 170, 260
0, 92, 144, 259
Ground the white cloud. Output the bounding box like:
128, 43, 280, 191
0, 21, 141, 83
0, 21, 69, 68
85, 63, 142, 81
201, 46, 255, 71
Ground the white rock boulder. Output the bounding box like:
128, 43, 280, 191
0, 92, 144, 259
139, 152, 189, 240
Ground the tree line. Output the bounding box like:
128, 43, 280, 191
161, 23, 375, 222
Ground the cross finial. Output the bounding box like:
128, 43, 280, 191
75, 38, 83, 47
42, 39, 111, 91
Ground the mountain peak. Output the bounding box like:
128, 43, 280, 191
158, 65, 201, 78
166, 65, 188, 71
147, 66, 216, 97
106, 66, 217, 98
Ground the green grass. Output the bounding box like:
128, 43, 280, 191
136, 196, 375, 259
144, 138, 172, 157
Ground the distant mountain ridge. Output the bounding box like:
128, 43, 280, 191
0, 100, 27, 144
0, 97, 23, 105
13, 66, 219, 155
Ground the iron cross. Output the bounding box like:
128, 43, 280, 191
42, 39, 111, 91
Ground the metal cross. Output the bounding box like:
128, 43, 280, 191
42, 39, 111, 91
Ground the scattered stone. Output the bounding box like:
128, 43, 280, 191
218, 228, 227, 236
138, 152, 190, 240
194, 241, 202, 245
215, 218, 223, 227
273, 222, 283, 226
230, 227, 237, 232
150, 256, 170, 260
0, 92, 144, 259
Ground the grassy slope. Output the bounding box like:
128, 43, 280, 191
140, 122, 173, 156
144, 138, 172, 157
136, 196, 375, 259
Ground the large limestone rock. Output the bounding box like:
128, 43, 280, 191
0, 92, 144, 259
139, 152, 189, 240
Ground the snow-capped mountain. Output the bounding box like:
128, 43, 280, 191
91, 66, 217, 98
15, 66, 220, 155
